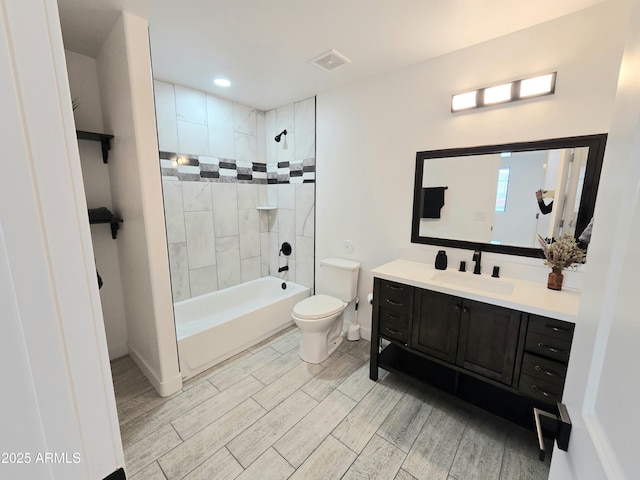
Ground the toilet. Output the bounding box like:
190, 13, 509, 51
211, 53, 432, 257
292, 258, 360, 363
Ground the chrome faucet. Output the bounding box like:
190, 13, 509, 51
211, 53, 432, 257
472, 250, 482, 275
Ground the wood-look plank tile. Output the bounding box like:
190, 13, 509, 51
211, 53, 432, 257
228, 390, 318, 467
247, 325, 297, 353
268, 328, 302, 354
115, 373, 155, 408
158, 398, 266, 480
120, 381, 218, 449
377, 390, 435, 453
336, 362, 380, 402
180, 447, 243, 480
275, 390, 357, 468
336, 338, 371, 361
171, 376, 264, 440
301, 353, 365, 401
395, 469, 419, 480
181, 350, 252, 390
111, 355, 143, 381
234, 448, 294, 480
252, 362, 325, 411
289, 435, 357, 480
208, 347, 281, 390
499, 424, 550, 480
333, 382, 403, 454
124, 424, 182, 476
252, 347, 302, 385
342, 434, 406, 480
402, 405, 468, 480
128, 461, 167, 480
117, 379, 174, 426
449, 413, 507, 480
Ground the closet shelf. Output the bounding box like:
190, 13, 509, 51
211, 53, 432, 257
76, 130, 114, 163
88, 208, 122, 239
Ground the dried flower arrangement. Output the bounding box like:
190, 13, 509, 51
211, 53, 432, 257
537, 234, 587, 271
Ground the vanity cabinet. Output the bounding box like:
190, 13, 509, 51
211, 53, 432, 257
370, 277, 575, 418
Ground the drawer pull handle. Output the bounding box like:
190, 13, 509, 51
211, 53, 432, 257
544, 323, 572, 333
531, 384, 552, 397
385, 327, 402, 336
537, 342, 568, 355
388, 284, 404, 291
386, 299, 403, 307
535, 365, 558, 377
385, 313, 401, 321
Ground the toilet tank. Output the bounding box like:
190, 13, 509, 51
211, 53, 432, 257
317, 258, 360, 302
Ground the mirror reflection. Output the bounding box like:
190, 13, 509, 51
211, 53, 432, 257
411, 134, 607, 258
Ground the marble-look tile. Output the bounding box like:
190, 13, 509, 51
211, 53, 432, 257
235, 132, 257, 164
252, 347, 302, 385
158, 399, 266, 480
449, 413, 507, 480
212, 183, 239, 237
276, 103, 294, 164
237, 183, 259, 209
301, 353, 365, 402
295, 183, 315, 238
181, 447, 242, 480
265, 109, 277, 165
185, 211, 216, 269
172, 376, 264, 439
275, 390, 356, 468
342, 434, 406, 480
124, 424, 182, 476
241, 257, 261, 283
294, 97, 315, 162
289, 435, 356, 480
154, 81, 178, 154
228, 389, 318, 467
168, 242, 190, 301
260, 233, 270, 276
121, 381, 218, 449
233, 103, 257, 136
235, 448, 294, 480
175, 85, 207, 125
267, 183, 278, 207
278, 210, 296, 256
295, 236, 314, 290
500, 424, 550, 480
177, 120, 209, 156
189, 266, 218, 297
252, 362, 324, 411
162, 180, 186, 244
208, 347, 281, 391
336, 361, 378, 402
402, 405, 468, 480
239, 209, 260, 258
333, 382, 404, 454
269, 231, 280, 276
129, 461, 167, 480
215, 236, 241, 289
207, 95, 235, 159
259, 184, 268, 205
377, 391, 435, 453
277, 184, 295, 209
182, 181, 212, 211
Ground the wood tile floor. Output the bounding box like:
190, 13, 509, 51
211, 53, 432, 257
112, 326, 550, 480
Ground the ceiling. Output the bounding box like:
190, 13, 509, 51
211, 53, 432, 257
57, 0, 607, 111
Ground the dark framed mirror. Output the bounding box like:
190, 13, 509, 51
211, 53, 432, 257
411, 134, 607, 257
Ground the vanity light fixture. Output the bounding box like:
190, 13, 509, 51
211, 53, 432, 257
451, 72, 557, 112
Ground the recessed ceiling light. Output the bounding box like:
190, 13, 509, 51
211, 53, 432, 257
214, 78, 231, 87
451, 91, 478, 111
484, 83, 512, 105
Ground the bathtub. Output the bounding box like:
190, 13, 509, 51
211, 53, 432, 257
174, 276, 310, 380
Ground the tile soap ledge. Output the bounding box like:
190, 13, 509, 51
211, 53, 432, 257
256, 205, 277, 211
371, 259, 581, 322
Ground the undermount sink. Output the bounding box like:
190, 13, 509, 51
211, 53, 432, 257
431, 271, 515, 296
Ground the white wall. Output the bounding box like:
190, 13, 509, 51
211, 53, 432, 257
65, 50, 128, 360
316, 1, 626, 339
96, 13, 181, 397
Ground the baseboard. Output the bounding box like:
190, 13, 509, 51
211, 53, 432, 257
360, 326, 371, 341
103, 467, 126, 480
128, 345, 182, 397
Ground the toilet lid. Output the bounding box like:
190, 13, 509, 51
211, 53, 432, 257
294, 294, 346, 319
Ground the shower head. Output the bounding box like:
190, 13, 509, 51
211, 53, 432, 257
274, 130, 287, 142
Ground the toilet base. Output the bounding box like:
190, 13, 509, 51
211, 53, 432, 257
299, 331, 344, 364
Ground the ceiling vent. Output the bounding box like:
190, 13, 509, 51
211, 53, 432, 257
310, 49, 352, 71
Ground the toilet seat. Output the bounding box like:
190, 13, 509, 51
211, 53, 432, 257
293, 294, 346, 320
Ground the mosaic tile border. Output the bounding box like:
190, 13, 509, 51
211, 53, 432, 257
160, 152, 315, 184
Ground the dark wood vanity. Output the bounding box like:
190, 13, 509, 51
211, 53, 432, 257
370, 277, 574, 426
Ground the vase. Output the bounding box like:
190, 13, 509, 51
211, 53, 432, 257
547, 268, 564, 290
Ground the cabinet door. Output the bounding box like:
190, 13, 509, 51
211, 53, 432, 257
456, 299, 522, 385
411, 289, 461, 363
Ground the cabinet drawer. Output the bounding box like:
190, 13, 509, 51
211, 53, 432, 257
379, 280, 412, 310
521, 353, 567, 387
525, 331, 571, 363
519, 373, 563, 404
379, 322, 410, 344
379, 307, 410, 329
528, 315, 574, 343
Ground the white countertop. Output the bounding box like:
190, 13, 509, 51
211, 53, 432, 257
371, 259, 581, 322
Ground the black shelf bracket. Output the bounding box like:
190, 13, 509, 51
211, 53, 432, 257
76, 130, 114, 163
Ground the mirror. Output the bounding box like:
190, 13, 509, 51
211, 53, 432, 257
411, 134, 607, 257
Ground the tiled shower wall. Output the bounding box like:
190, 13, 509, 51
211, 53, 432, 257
153, 81, 315, 302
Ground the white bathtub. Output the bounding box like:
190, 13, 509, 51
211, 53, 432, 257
174, 276, 310, 380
